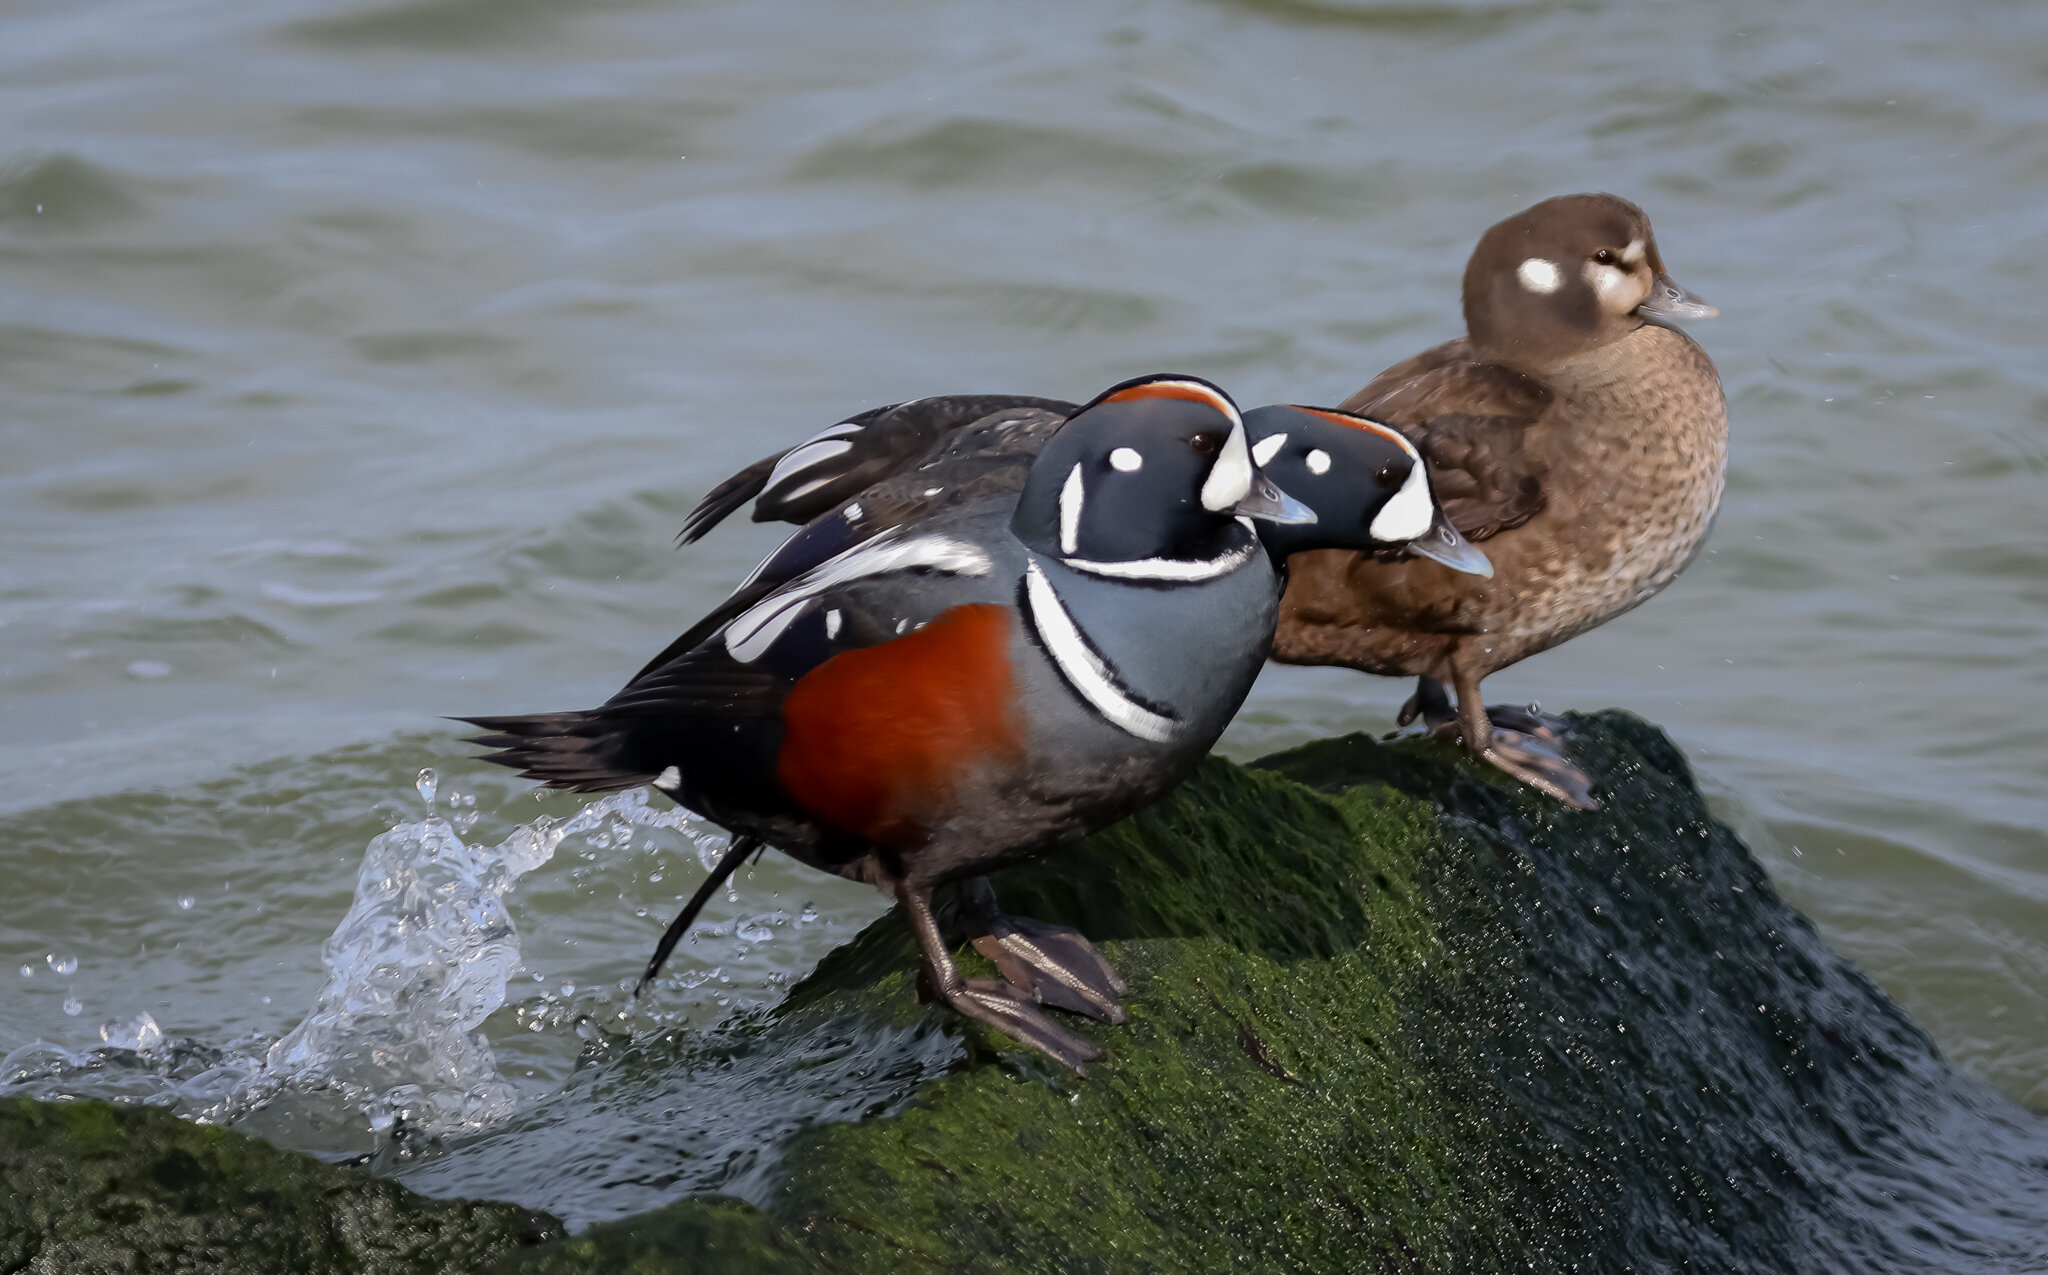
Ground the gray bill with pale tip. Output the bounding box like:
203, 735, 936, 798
1230, 469, 1318, 525
1406, 511, 1493, 578
1637, 273, 1718, 320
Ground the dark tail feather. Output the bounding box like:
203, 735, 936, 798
678, 452, 787, 545
455, 712, 656, 793
636, 835, 762, 995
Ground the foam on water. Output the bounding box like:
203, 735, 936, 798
1, 777, 728, 1157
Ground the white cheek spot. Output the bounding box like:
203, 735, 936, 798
1621, 237, 1645, 265
1109, 446, 1143, 473
1517, 257, 1561, 294
1305, 449, 1332, 476
654, 766, 682, 792
1059, 463, 1085, 555
843, 502, 863, 521
824, 608, 842, 639
1585, 261, 1633, 308
1251, 433, 1287, 467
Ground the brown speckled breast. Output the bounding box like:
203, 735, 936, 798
1273, 323, 1726, 682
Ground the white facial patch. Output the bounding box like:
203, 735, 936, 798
1622, 237, 1646, 266
654, 765, 682, 792
1368, 460, 1434, 543
1199, 418, 1255, 512
1059, 462, 1085, 555
1251, 433, 1287, 467
824, 608, 842, 639
1517, 257, 1561, 295
1023, 562, 1178, 743
1109, 446, 1143, 473
1585, 260, 1636, 310
1305, 449, 1331, 476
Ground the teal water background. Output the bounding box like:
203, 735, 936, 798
3, 0, 2045, 1172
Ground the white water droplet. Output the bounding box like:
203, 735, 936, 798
18, 965, 32, 979
62, 997, 82, 1016
99, 1012, 163, 1052
559, 982, 576, 999
177, 895, 195, 911
47, 954, 77, 976
416, 768, 438, 809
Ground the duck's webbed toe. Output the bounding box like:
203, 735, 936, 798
958, 877, 1126, 1024
1484, 701, 1569, 744
944, 978, 1105, 1074
902, 881, 1104, 1074
971, 912, 1128, 1025
1483, 730, 1600, 810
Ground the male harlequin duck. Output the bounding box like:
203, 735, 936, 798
466, 376, 1481, 1073
681, 394, 1488, 578
1272, 193, 1726, 809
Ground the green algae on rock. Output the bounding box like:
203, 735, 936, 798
479, 712, 2047, 1273
11, 714, 2046, 1273
0, 1095, 560, 1274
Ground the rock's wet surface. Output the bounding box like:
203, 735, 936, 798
15, 716, 2021, 1273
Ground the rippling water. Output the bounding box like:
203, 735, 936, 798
2, 0, 2044, 1195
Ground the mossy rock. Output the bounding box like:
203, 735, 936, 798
0, 1095, 560, 1274
9, 714, 2044, 1273
491, 712, 2047, 1273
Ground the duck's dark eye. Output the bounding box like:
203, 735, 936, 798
1375, 462, 1403, 489
1189, 432, 1222, 455
1593, 248, 1619, 266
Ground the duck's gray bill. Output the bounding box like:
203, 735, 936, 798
1230, 470, 1318, 526
1637, 273, 1718, 321
1407, 512, 1492, 578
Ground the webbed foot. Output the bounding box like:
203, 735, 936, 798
902, 882, 1103, 1075
1483, 731, 1599, 810
1402, 676, 1600, 810
920, 973, 1104, 1073
959, 879, 1126, 1024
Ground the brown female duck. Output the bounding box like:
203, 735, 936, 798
1272, 193, 1726, 808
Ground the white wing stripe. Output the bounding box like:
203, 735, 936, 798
764, 436, 856, 494
725, 532, 991, 663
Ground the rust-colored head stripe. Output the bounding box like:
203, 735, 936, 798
1100, 379, 1240, 423
1290, 406, 1419, 460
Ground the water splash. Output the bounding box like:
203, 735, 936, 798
1, 782, 727, 1156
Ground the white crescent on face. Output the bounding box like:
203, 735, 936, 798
1200, 414, 1255, 512
1368, 458, 1434, 543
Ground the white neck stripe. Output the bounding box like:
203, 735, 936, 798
1023, 562, 1178, 743
1060, 535, 1257, 582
